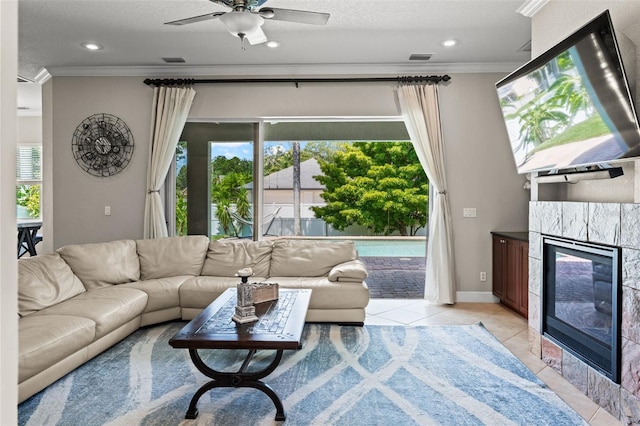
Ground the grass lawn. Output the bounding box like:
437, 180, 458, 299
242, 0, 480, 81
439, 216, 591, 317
530, 114, 610, 154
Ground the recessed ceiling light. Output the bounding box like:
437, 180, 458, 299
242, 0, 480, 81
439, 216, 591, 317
266, 41, 280, 48
441, 39, 458, 47
81, 43, 103, 51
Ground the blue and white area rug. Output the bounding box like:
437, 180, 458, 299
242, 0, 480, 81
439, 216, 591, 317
19, 322, 586, 425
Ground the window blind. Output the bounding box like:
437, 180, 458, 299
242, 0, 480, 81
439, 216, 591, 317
16, 145, 42, 181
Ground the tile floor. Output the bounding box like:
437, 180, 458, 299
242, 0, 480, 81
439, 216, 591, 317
365, 299, 621, 425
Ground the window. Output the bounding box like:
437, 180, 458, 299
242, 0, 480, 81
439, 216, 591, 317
16, 144, 42, 220
175, 120, 428, 240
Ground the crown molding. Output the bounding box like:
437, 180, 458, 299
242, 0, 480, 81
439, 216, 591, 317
43, 62, 527, 78
517, 0, 549, 17
33, 68, 52, 84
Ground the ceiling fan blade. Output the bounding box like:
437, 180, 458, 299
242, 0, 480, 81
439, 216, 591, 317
259, 8, 330, 25
247, 26, 268, 45
164, 12, 226, 26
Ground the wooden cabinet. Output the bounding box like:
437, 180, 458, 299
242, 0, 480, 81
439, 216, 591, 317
492, 232, 528, 318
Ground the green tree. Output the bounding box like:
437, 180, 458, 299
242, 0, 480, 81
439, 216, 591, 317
312, 142, 428, 236
303, 141, 349, 163
16, 185, 40, 218
263, 141, 348, 175
175, 188, 188, 236
210, 155, 253, 235
212, 173, 251, 235
176, 166, 187, 191
175, 141, 188, 232
264, 144, 294, 175
212, 155, 253, 179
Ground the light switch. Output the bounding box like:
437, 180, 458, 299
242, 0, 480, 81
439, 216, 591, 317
463, 208, 477, 218
105, 206, 111, 216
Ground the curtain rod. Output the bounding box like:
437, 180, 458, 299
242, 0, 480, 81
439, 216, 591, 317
143, 75, 451, 87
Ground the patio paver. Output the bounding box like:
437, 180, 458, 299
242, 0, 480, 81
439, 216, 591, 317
359, 256, 425, 299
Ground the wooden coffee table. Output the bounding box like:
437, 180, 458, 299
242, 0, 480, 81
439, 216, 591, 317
169, 288, 311, 421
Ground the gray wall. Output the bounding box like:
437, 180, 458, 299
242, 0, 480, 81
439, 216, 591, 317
440, 74, 529, 295
532, 1, 640, 203
17, 116, 42, 142
46, 77, 150, 248
43, 72, 528, 295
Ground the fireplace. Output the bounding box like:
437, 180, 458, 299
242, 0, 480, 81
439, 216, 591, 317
542, 236, 621, 383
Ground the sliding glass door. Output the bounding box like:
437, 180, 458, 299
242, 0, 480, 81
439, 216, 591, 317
175, 122, 256, 239
174, 120, 427, 240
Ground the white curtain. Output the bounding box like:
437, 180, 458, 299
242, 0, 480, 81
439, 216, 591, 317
143, 86, 196, 239
397, 84, 455, 304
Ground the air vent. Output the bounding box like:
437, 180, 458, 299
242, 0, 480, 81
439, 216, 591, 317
409, 53, 433, 61
162, 57, 186, 63
518, 40, 532, 52
17, 76, 32, 83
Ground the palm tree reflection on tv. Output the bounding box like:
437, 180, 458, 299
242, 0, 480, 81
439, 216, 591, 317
499, 46, 636, 174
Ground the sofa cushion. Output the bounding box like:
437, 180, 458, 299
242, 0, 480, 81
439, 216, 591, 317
136, 235, 209, 280
269, 276, 370, 310
31, 287, 147, 339
19, 314, 95, 382
179, 276, 267, 310
18, 253, 86, 317
57, 240, 140, 290
119, 275, 192, 313
328, 260, 369, 282
202, 239, 273, 278
270, 240, 357, 277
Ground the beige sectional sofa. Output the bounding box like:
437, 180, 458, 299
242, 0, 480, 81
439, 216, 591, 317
17, 236, 369, 403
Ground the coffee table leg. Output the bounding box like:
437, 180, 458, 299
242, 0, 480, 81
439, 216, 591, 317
186, 348, 287, 421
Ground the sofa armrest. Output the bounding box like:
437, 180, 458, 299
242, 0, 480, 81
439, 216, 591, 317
328, 260, 368, 282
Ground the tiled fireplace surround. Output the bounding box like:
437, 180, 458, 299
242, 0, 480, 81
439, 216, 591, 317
528, 201, 640, 423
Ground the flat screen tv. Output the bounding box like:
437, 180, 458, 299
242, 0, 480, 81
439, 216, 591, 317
496, 10, 640, 175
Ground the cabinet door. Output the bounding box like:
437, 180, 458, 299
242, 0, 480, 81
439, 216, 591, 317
492, 236, 506, 299
517, 241, 529, 316
503, 238, 520, 310
493, 235, 528, 318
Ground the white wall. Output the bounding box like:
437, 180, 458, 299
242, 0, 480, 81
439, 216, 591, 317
533, 1, 640, 203
44, 73, 527, 293
1, 1, 18, 423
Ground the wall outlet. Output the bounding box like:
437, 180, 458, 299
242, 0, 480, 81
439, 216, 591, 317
463, 208, 477, 218
480, 271, 487, 282
104, 206, 111, 216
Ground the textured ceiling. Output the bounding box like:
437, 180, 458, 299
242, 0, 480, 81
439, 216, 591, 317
18, 0, 532, 80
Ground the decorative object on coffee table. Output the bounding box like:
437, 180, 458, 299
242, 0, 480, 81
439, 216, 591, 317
252, 281, 279, 304
232, 268, 259, 324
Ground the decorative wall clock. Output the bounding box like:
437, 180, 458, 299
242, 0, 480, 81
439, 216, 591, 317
71, 113, 134, 177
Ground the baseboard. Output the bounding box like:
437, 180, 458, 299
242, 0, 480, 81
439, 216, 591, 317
456, 291, 499, 303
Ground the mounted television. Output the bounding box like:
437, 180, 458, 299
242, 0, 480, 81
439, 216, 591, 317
496, 10, 640, 175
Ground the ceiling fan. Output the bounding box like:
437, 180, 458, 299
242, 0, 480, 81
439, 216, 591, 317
164, 0, 330, 48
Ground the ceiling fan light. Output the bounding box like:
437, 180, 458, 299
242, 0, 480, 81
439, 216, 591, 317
219, 11, 264, 38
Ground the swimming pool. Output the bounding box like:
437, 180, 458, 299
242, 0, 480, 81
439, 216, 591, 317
353, 239, 426, 257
